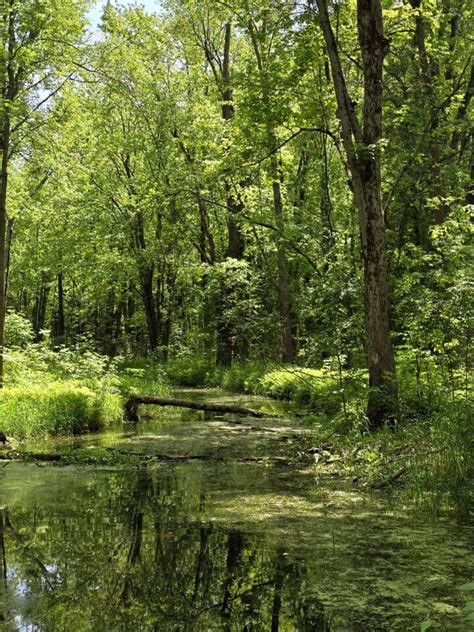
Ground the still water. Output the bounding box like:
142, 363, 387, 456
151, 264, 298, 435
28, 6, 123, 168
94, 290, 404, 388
0, 390, 472, 631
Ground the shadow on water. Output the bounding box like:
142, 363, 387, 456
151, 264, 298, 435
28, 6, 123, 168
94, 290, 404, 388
0, 390, 472, 631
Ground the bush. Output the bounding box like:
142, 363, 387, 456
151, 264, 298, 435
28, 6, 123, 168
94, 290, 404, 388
118, 362, 169, 398
221, 361, 274, 394
165, 358, 220, 387
0, 382, 123, 439
4, 312, 34, 348
259, 367, 344, 414
4, 344, 121, 387
395, 347, 468, 420
409, 399, 474, 515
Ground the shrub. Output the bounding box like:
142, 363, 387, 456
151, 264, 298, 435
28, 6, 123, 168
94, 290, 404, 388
118, 363, 169, 398
4, 312, 34, 349
221, 361, 274, 394
259, 367, 343, 413
409, 399, 474, 515
0, 382, 123, 439
165, 358, 220, 387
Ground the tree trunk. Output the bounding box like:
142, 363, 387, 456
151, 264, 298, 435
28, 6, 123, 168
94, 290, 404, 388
133, 207, 159, 353
52, 272, 65, 346
32, 275, 49, 342
0, 0, 20, 386
141, 266, 159, 353
215, 21, 246, 365
124, 395, 278, 422
272, 175, 296, 364
3, 216, 13, 317
316, 0, 397, 427
0, 115, 9, 387
247, 20, 296, 364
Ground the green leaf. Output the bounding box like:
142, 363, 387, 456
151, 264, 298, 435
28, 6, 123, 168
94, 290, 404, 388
420, 618, 433, 632
459, 582, 474, 591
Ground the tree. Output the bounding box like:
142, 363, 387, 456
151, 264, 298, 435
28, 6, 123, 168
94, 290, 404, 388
0, 0, 85, 384
314, 0, 397, 426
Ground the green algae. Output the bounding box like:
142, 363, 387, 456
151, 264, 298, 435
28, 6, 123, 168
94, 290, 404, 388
0, 389, 472, 631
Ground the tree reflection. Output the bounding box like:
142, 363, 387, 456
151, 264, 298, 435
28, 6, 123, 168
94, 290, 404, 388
0, 464, 471, 631
1, 467, 332, 631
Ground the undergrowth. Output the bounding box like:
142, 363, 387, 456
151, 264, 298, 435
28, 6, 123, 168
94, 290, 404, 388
0, 344, 168, 439
0, 383, 122, 438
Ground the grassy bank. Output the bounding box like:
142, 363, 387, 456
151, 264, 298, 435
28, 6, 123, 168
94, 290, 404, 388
1, 345, 471, 514
164, 355, 473, 513
165, 358, 365, 415
0, 346, 168, 439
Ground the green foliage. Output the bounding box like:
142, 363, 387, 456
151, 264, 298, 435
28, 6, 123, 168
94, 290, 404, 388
0, 382, 122, 439
420, 617, 433, 631
4, 311, 34, 348
221, 360, 274, 393
259, 367, 362, 415
410, 400, 474, 515
460, 582, 474, 624
0, 347, 168, 439
117, 360, 169, 398
4, 343, 120, 388
165, 357, 220, 387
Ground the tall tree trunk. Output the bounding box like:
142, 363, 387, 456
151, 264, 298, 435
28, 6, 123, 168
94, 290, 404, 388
211, 21, 246, 366
123, 154, 160, 354
316, 0, 397, 427
221, 23, 245, 263
141, 265, 159, 353
135, 219, 158, 353
0, 0, 19, 386
32, 275, 49, 342
3, 216, 13, 317
0, 116, 9, 386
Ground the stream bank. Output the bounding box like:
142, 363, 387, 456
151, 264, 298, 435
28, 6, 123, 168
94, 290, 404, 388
0, 389, 472, 630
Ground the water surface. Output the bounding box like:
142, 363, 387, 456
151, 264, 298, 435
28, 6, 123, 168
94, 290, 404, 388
0, 390, 472, 631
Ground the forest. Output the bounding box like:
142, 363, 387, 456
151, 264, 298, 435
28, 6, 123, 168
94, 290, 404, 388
0, 0, 472, 630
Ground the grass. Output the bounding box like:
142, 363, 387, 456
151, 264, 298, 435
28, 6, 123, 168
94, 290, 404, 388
164, 357, 366, 417
2, 343, 470, 515
0, 382, 122, 439
0, 348, 169, 439
165, 357, 221, 387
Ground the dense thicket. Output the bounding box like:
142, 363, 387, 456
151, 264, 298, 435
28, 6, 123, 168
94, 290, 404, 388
1, 0, 472, 426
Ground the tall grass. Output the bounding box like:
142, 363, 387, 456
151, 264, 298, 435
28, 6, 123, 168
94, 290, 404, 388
1, 346, 124, 438
0, 383, 122, 438
0, 350, 171, 439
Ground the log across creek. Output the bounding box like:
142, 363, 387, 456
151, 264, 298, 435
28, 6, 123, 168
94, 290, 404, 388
124, 395, 280, 422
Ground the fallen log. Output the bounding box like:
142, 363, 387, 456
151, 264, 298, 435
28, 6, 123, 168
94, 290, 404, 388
124, 395, 279, 422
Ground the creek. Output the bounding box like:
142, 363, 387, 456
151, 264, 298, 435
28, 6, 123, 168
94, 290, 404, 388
0, 389, 472, 631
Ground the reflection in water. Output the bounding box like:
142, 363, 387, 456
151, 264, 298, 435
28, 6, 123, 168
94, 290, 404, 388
0, 389, 473, 632
0, 460, 472, 631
